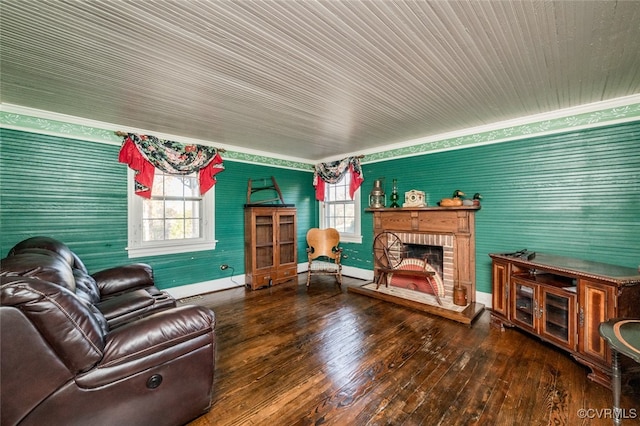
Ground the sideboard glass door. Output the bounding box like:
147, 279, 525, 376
540, 287, 576, 350
512, 278, 536, 331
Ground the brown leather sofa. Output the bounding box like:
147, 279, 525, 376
1, 237, 216, 425
4, 236, 178, 327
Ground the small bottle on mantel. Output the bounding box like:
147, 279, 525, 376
390, 179, 400, 208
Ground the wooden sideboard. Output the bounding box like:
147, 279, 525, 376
490, 252, 640, 387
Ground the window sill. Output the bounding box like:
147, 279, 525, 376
126, 240, 218, 258
339, 234, 362, 244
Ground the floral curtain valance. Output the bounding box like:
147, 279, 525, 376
118, 132, 225, 198
313, 156, 364, 201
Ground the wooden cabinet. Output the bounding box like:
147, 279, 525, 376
244, 206, 297, 290
575, 278, 617, 383
490, 253, 640, 387
491, 259, 510, 319
510, 274, 576, 350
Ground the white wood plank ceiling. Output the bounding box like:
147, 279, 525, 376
2, 1, 639, 161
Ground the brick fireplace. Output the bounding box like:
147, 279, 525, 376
397, 232, 454, 299
349, 206, 484, 324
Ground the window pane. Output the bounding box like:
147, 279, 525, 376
164, 175, 187, 196
327, 204, 334, 218
143, 219, 165, 241
345, 204, 354, 216
186, 200, 200, 219
165, 219, 185, 239
143, 200, 165, 219
343, 217, 355, 233
140, 171, 204, 242
166, 200, 184, 219
151, 174, 165, 195
327, 184, 336, 202
183, 176, 199, 197
184, 219, 200, 238
335, 187, 345, 201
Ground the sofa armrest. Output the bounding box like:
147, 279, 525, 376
75, 305, 215, 388
94, 289, 154, 321
91, 263, 154, 297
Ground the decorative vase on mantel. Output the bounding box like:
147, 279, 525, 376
390, 179, 400, 208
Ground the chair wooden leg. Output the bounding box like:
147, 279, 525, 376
306, 270, 311, 287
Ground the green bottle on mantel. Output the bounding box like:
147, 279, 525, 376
390, 179, 400, 208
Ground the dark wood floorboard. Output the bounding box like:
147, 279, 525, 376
183, 275, 639, 426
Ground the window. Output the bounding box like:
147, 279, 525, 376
319, 173, 362, 244
127, 169, 216, 257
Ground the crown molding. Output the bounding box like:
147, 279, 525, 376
3, 95, 640, 169
0, 104, 313, 171
329, 94, 640, 164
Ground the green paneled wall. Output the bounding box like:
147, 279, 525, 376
347, 121, 640, 294
0, 128, 316, 290
2, 121, 639, 295
1, 129, 129, 268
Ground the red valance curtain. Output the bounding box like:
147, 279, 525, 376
118, 132, 224, 198
313, 156, 364, 201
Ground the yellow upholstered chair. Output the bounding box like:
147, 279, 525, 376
306, 228, 343, 287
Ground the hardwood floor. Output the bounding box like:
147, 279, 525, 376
184, 275, 639, 426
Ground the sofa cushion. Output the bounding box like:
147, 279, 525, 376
77, 305, 215, 388
0, 251, 76, 291
92, 263, 155, 297
1, 276, 105, 373
8, 236, 88, 272
0, 307, 75, 426
95, 289, 155, 322
72, 268, 101, 304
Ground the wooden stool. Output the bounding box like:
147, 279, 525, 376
599, 319, 640, 425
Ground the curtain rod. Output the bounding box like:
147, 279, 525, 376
115, 131, 226, 153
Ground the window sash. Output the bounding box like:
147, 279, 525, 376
126, 169, 216, 258
320, 174, 362, 244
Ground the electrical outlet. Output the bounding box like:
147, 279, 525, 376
220, 264, 229, 270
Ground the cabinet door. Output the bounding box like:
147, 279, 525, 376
511, 278, 537, 332
254, 213, 275, 270
276, 211, 296, 266
492, 260, 510, 318
540, 287, 576, 350
578, 279, 616, 363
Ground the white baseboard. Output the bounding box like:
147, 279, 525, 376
164, 264, 493, 309
341, 265, 375, 281
164, 275, 244, 300
476, 291, 492, 309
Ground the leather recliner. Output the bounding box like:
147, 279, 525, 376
1, 275, 216, 426
0, 236, 216, 425
3, 236, 176, 327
